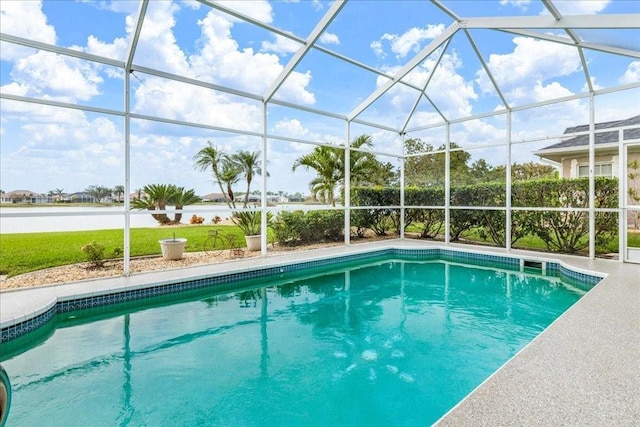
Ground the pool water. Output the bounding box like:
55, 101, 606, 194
1, 258, 585, 426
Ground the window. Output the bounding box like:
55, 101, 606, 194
578, 163, 612, 177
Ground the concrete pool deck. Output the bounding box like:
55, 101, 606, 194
1, 239, 639, 425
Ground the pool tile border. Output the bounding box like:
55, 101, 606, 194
0, 247, 604, 344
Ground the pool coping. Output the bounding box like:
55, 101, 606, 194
1, 239, 639, 424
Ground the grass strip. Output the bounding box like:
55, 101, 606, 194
0, 225, 243, 277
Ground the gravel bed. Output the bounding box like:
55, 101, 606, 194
0, 242, 351, 290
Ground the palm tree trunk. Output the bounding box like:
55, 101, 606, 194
227, 184, 236, 209
243, 178, 252, 208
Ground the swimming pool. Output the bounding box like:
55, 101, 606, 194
0, 249, 602, 426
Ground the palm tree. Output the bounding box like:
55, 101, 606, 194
172, 187, 202, 223
131, 184, 201, 224
232, 150, 263, 208
54, 188, 65, 201
292, 145, 342, 206
131, 184, 177, 224
219, 161, 242, 209
193, 142, 233, 208
292, 135, 384, 206
113, 185, 125, 202
339, 134, 380, 185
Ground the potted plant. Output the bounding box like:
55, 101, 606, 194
159, 233, 187, 260
232, 210, 272, 251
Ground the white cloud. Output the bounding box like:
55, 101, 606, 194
189, 10, 315, 104
133, 1, 191, 75
531, 80, 573, 102
376, 51, 477, 121
372, 24, 445, 59
261, 34, 302, 55
0, 0, 56, 60
499, 0, 531, 10
370, 40, 384, 58
214, 0, 273, 23
620, 61, 640, 85
0, 105, 126, 191
551, 1, 611, 15
319, 32, 340, 45
0, 0, 115, 105
272, 118, 316, 140
131, 76, 262, 132
7, 51, 103, 102
476, 36, 581, 104
91, 0, 142, 14
84, 35, 129, 62
0, 0, 56, 45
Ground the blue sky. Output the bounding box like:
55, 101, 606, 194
1, 0, 639, 197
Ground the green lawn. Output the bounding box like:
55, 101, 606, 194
0, 225, 244, 278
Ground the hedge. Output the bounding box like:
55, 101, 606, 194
350, 177, 618, 253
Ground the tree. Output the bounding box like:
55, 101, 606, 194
172, 187, 202, 223
131, 184, 201, 224
292, 145, 342, 206
232, 150, 263, 208
47, 188, 65, 202
219, 161, 242, 209
404, 139, 470, 187
292, 135, 396, 206
193, 142, 234, 208
469, 159, 504, 183
113, 185, 125, 202
131, 184, 176, 224
404, 138, 440, 187
340, 134, 397, 186
511, 161, 556, 181
85, 185, 112, 203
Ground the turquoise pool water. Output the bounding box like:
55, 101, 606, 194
1, 257, 586, 426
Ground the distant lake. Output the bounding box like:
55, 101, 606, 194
0, 204, 320, 234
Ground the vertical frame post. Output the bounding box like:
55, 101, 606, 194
344, 121, 351, 246
589, 95, 595, 259
506, 111, 512, 251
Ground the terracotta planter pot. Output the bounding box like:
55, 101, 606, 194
159, 238, 187, 260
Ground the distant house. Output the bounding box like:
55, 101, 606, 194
129, 191, 146, 201
1, 190, 52, 204
202, 192, 226, 203
535, 115, 640, 179
67, 192, 97, 203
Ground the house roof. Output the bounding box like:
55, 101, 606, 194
4, 190, 39, 197
202, 192, 225, 200
540, 115, 640, 151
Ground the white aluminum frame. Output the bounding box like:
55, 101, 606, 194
0, 0, 639, 276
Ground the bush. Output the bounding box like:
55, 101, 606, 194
350, 187, 400, 236
273, 210, 344, 246
513, 177, 618, 253
81, 241, 106, 267
81, 241, 122, 268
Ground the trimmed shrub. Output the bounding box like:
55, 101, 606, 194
273, 210, 344, 246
